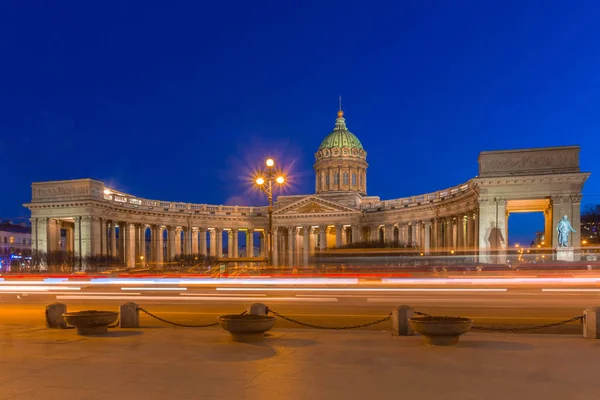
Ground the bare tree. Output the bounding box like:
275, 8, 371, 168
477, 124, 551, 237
581, 204, 600, 245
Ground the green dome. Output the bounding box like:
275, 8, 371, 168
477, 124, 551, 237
318, 112, 364, 151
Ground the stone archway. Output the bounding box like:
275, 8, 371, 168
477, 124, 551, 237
474, 146, 589, 263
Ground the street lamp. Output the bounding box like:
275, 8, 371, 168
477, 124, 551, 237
255, 158, 285, 266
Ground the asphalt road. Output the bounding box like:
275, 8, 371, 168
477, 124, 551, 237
1, 278, 598, 334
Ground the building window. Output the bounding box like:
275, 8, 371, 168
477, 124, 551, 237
16, 238, 21, 244
352, 173, 357, 186
317, 172, 321, 190
325, 173, 330, 188
334, 173, 339, 185
343, 173, 348, 185
9, 237, 14, 244
359, 174, 363, 188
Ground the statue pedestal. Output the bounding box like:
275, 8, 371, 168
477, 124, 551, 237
556, 247, 574, 262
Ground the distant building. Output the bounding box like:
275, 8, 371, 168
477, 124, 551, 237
532, 231, 545, 246
581, 221, 599, 245
0, 221, 32, 270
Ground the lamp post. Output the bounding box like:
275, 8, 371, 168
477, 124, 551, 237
255, 158, 285, 266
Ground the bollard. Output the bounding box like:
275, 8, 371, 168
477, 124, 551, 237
247, 303, 269, 316
583, 307, 600, 339
46, 302, 68, 329
392, 305, 414, 336
120, 302, 139, 328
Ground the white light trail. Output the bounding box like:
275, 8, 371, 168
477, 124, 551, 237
121, 287, 187, 291
0, 286, 81, 292
542, 289, 600, 292
217, 287, 507, 292
180, 293, 266, 296
382, 278, 600, 285
55, 295, 338, 302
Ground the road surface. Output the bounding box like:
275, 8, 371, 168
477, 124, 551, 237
1, 275, 598, 333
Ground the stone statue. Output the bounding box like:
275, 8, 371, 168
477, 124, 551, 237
556, 215, 576, 247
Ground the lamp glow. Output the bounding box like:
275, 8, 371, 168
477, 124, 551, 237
266, 158, 275, 167
276, 176, 285, 184
256, 177, 265, 185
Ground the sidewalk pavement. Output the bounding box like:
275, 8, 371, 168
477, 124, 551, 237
0, 324, 598, 400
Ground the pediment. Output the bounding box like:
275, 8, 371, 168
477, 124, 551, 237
274, 196, 359, 215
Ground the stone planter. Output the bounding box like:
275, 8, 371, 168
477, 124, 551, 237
218, 314, 276, 342
63, 310, 119, 335
409, 316, 472, 346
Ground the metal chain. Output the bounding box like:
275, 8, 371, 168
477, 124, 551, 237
471, 315, 585, 332
268, 309, 392, 330
413, 311, 431, 317
137, 307, 220, 328
413, 310, 585, 332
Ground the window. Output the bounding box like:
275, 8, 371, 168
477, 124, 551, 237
359, 174, 363, 188
16, 238, 21, 244
343, 173, 349, 185
325, 173, 330, 188
317, 173, 321, 190
9, 237, 14, 244
2, 236, 5, 244
334, 173, 339, 185
352, 173, 357, 187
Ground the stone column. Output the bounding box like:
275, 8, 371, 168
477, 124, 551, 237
174, 227, 182, 256
272, 228, 279, 266
155, 225, 164, 266
303, 226, 310, 266
133, 224, 142, 266
370, 225, 379, 243
232, 229, 239, 258
99, 219, 107, 257
318, 225, 327, 250
247, 229, 254, 258
465, 214, 472, 250
184, 226, 192, 255
458, 216, 465, 250
209, 229, 217, 257
551, 196, 574, 248
64, 225, 73, 252
47, 218, 60, 253
227, 230, 234, 258
191, 227, 199, 254
478, 198, 507, 264
287, 227, 295, 265
125, 223, 135, 268
424, 221, 431, 255
351, 225, 360, 244
199, 227, 207, 256
335, 225, 343, 248
167, 226, 177, 262
215, 228, 223, 258
384, 225, 393, 245
544, 204, 553, 248
117, 222, 126, 264
259, 231, 265, 257
111, 222, 118, 258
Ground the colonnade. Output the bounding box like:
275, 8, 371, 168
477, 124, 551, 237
31, 217, 269, 268
270, 212, 479, 267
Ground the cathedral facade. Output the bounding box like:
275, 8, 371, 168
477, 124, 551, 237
24, 110, 590, 266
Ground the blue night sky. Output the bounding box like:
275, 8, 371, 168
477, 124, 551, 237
1, 0, 599, 245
